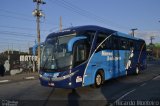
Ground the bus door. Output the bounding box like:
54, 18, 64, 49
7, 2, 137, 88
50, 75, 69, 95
97, 33, 120, 78
72, 39, 90, 86
112, 36, 120, 78
73, 40, 90, 67
119, 38, 129, 76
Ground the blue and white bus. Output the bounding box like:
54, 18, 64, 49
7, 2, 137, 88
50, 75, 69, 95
39, 25, 147, 88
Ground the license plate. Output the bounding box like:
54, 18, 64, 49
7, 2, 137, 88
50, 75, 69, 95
48, 82, 54, 86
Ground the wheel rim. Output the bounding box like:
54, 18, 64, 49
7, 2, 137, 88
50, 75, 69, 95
126, 71, 128, 75
136, 67, 139, 74
96, 74, 102, 85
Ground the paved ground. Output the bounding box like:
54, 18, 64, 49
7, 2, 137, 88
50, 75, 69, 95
0, 72, 38, 84
0, 63, 160, 106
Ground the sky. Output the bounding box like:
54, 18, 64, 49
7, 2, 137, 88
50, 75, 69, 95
0, 0, 160, 53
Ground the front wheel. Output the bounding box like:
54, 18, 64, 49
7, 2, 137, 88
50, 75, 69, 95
93, 72, 103, 88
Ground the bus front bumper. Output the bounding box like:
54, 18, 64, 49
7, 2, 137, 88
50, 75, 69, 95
39, 71, 82, 89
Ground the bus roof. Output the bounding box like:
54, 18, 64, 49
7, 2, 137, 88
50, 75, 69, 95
47, 25, 144, 41
47, 25, 115, 38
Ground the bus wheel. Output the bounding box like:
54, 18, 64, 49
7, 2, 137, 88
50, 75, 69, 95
93, 71, 103, 88
126, 70, 128, 76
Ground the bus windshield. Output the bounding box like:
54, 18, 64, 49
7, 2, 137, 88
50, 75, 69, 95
40, 33, 76, 72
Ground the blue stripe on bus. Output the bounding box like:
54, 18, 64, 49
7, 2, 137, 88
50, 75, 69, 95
68, 36, 87, 52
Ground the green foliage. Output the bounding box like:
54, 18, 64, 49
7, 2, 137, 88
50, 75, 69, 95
147, 43, 160, 48
155, 43, 160, 48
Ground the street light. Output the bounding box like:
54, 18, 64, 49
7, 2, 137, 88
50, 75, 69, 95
33, 0, 46, 4
131, 28, 138, 37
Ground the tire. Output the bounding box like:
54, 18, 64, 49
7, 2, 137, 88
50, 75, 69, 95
93, 71, 104, 88
126, 70, 128, 76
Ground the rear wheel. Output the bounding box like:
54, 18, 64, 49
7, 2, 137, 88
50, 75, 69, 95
126, 70, 128, 76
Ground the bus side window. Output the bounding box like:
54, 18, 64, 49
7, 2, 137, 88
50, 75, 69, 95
129, 41, 134, 50
120, 38, 128, 50
130, 41, 134, 48
113, 37, 119, 50
106, 37, 112, 49
97, 32, 107, 48
136, 41, 142, 51
74, 43, 89, 67
78, 30, 96, 45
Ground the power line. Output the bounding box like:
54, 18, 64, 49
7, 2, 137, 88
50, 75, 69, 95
0, 13, 55, 27
0, 30, 35, 36
0, 25, 49, 32
0, 31, 35, 37
49, 0, 130, 30
50, 0, 104, 23
60, 0, 108, 23
0, 41, 35, 48
0, 8, 31, 18
0, 8, 64, 30
0, 14, 35, 22
0, 37, 34, 42
0, 41, 34, 45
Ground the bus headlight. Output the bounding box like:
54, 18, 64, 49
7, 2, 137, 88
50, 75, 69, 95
51, 70, 78, 81
39, 74, 42, 78
69, 82, 72, 86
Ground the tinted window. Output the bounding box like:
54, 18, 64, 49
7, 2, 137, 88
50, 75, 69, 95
129, 41, 134, 48
136, 41, 142, 51
120, 38, 128, 50
75, 45, 86, 62
96, 32, 107, 51
78, 30, 96, 45
74, 42, 89, 67
113, 36, 119, 50
106, 37, 112, 49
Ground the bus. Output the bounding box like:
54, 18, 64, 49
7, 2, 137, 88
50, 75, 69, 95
39, 25, 147, 88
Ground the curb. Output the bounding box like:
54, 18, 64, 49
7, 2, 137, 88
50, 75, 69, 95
25, 76, 35, 80
0, 76, 37, 84
0, 80, 10, 83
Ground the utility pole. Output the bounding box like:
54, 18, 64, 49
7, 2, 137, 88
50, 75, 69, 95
32, 0, 45, 71
150, 36, 155, 44
19, 46, 21, 54
131, 28, 138, 37
28, 42, 30, 54
8, 44, 10, 61
150, 36, 155, 57
60, 16, 62, 32
12, 43, 13, 54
